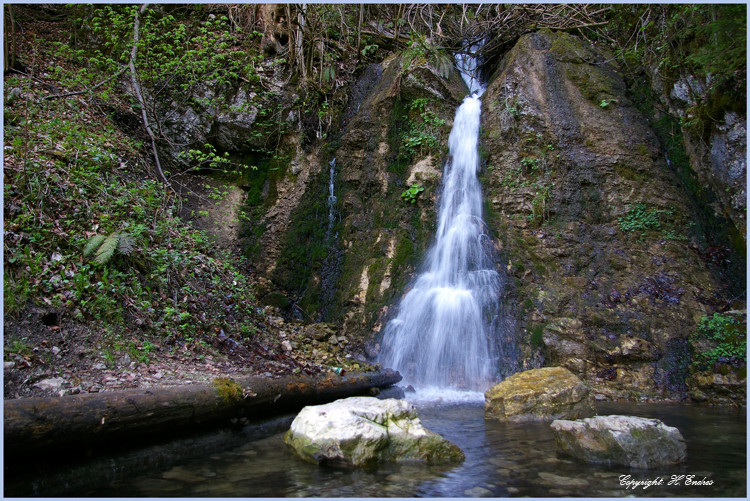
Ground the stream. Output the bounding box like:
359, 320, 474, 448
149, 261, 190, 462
66, 48, 747, 500
85, 400, 745, 497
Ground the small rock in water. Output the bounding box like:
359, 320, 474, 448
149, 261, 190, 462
162, 466, 204, 483
537, 472, 589, 488
464, 486, 492, 497
551, 414, 687, 468
133, 478, 182, 494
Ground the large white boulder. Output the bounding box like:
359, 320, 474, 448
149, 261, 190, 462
284, 397, 464, 466
550, 415, 687, 468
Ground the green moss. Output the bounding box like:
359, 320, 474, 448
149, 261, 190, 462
627, 78, 744, 256
615, 163, 647, 182
564, 63, 615, 104
530, 324, 546, 349
239, 151, 290, 258
213, 377, 243, 403
272, 156, 337, 317
549, 31, 592, 64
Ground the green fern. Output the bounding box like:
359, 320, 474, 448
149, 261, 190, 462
84, 232, 135, 264
83, 234, 107, 257
95, 233, 119, 264
432, 52, 454, 79
117, 232, 135, 255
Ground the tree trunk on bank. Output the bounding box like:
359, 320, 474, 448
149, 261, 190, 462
4, 369, 401, 458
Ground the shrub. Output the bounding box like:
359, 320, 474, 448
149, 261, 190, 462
690, 312, 746, 369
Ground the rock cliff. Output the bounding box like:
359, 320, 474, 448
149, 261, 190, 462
480, 30, 741, 400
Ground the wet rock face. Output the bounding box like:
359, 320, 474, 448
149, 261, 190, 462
652, 72, 746, 242
480, 30, 728, 400
284, 397, 464, 466
550, 415, 687, 468
484, 367, 596, 421
332, 51, 468, 340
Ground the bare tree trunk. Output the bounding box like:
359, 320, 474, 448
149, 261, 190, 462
296, 3, 306, 80
5, 369, 402, 457
356, 3, 363, 62
5, 4, 17, 71
128, 3, 170, 189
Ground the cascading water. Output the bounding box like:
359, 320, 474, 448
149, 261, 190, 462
315, 156, 341, 321
325, 157, 337, 240
378, 53, 506, 399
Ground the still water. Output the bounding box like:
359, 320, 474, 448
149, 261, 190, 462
97, 400, 746, 497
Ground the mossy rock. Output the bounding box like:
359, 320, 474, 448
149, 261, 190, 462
285, 397, 464, 466
551, 415, 687, 468
485, 367, 596, 421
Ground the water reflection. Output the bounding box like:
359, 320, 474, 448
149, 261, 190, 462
99, 401, 745, 497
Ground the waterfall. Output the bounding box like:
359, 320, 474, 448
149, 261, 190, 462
378, 54, 505, 400
326, 157, 337, 239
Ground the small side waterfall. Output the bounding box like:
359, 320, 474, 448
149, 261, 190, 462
326, 157, 337, 240
378, 54, 506, 399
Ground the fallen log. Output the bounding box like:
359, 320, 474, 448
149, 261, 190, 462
4, 369, 401, 457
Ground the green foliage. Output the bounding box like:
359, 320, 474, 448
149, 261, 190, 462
690, 313, 746, 369
530, 183, 552, 227
617, 203, 686, 241
83, 232, 136, 265
402, 33, 454, 79
401, 184, 425, 204
520, 156, 541, 173
618, 203, 662, 233
608, 4, 746, 131
361, 44, 379, 57
3, 30, 267, 353
504, 97, 521, 118
399, 98, 446, 162
177, 144, 256, 176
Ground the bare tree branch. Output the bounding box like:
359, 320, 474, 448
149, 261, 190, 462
128, 3, 170, 189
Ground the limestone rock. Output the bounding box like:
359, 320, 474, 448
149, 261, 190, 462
304, 323, 337, 341
284, 397, 464, 466
480, 29, 726, 400
484, 367, 595, 421
542, 318, 589, 369
550, 415, 687, 468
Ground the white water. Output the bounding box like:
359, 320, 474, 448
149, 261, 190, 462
378, 57, 502, 398
326, 157, 337, 239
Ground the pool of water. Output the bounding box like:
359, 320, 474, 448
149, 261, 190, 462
89, 400, 745, 497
